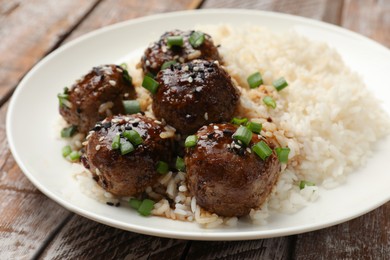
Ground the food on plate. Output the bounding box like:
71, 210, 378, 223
140, 30, 222, 75
151, 59, 239, 135
185, 123, 280, 217
82, 114, 175, 196
58, 24, 390, 228
58, 64, 136, 134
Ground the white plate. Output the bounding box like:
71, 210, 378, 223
6, 9, 390, 240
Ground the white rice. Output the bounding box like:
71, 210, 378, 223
67, 24, 390, 228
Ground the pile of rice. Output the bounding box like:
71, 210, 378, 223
68, 24, 390, 228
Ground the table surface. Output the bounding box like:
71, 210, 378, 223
1, 0, 389, 259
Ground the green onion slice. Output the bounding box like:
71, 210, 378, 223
61, 125, 77, 138
123, 100, 140, 114
111, 134, 120, 149
129, 198, 142, 210
138, 199, 155, 216
273, 77, 288, 91
123, 129, 143, 146
120, 140, 134, 155
189, 31, 205, 48
252, 141, 272, 160
120, 63, 128, 70
156, 161, 169, 174
263, 96, 276, 109
299, 180, 316, 190
185, 135, 198, 147
175, 156, 186, 172
231, 117, 248, 125
247, 72, 263, 89
122, 69, 132, 84
167, 36, 183, 48
246, 122, 262, 134
57, 93, 72, 108
275, 147, 290, 163
142, 75, 159, 94
69, 151, 81, 161
161, 60, 178, 70
62, 145, 72, 157
232, 125, 252, 146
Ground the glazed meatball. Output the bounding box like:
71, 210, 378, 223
59, 64, 136, 134
185, 123, 281, 217
153, 60, 239, 135
83, 114, 174, 197
140, 30, 222, 75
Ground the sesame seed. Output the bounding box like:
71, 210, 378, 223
237, 140, 242, 145
162, 46, 167, 53
145, 60, 151, 66
183, 65, 189, 71
179, 57, 185, 63
99, 136, 105, 142
204, 112, 208, 120
188, 77, 193, 83
95, 168, 101, 176
74, 88, 80, 93
213, 125, 219, 130
246, 148, 252, 153
200, 135, 207, 140
195, 87, 202, 92
234, 144, 241, 149
124, 93, 129, 97
193, 66, 199, 71
96, 145, 101, 151
109, 80, 116, 86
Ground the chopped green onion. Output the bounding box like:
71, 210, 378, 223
189, 31, 205, 48
185, 135, 198, 147
111, 134, 120, 149
61, 125, 77, 138
232, 125, 252, 146
175, 156, 186, 172
252, 141, 272, 160
120, 63, 128, 70
123, 129, 143, 146
247, 72, 263, 89
69, 151, 81, 161
142, 75, 159, 94
231, 117, 248, 125
123, 100, 140, 114
120, 140, 134, 155
246, 122, 262, 134
129, 198, 142, 210
62, 145, 72, 157
161, 60, 178, 70
273, 77, 288, 91
263, 96, 276, 109
167, 36, 183, 48
156, 161, 169, 174
63, 87, 69, 94
138, 199, 155, 216
57, 93, 72, 108
275, 147, 290, 163
299, 180, 316, 190
122, 69, 132, 84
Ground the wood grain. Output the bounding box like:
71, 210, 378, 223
201, 0, 344, 24
0, 0, 101, 103
185, 237, 294, 260
39, 215, 187, 260
341, 0, 390, 47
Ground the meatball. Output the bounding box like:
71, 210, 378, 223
153, 60, 239, 135
140, 30, 222, 75
83, 114, 174, 197
59, 64, 136, 134
185, 123, 281, 217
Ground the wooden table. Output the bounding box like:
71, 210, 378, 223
1, 0, 389, 259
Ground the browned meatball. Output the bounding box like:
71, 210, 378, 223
153, 60, 239, 135
140, 30, 222, 75
83, 114, 174, 197
185, 123, 281, 217
59, 64, 136, 134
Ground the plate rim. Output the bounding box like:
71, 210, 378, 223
6, 9, 390, 241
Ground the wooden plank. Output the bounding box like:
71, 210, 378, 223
0, 103, 72, 259
0, 0, 100, 103
186, 237, 293, 260
201, 0, 343, 24
341, 0, 390, 47
293, 203, 390, 259
39, 215, 187, 260
64, 0, 204, 42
